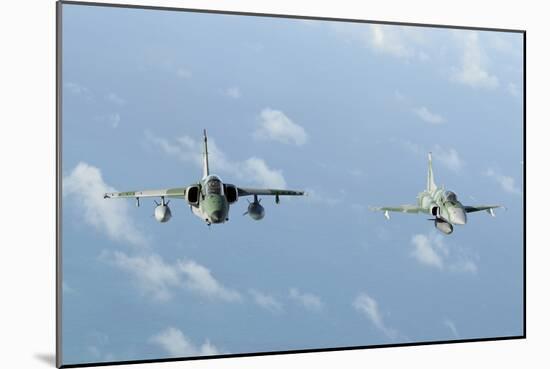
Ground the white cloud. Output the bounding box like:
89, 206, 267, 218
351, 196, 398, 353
103, 251, 182, 302
146, 132, 287, 188
432, 146, 464, 172
450, 260, 478, 274
331, 23, 428, 61
254, 108, 308, 146
369, 24, 413, 58
63, 162, 147, 247
86, 331, 115, 362
414, 106, 445, 124
64, 81, 94, 102
150, 327, 219, 357
105, 92, 126, 106
411, 234, 444, 269
289, 288, 323, 311
241, 157, 286, 188
176, 67, 192, 79
451, 32, 499, 89
65, 81, 89, 95
486, 168, 521, 195
179, 260, 242, 302
102, 250, 241, 303
249, 289, 283, 313
412, 234, 443, 269
395, 140, 464, 172
444, 319, 459, 338
222, 87, 241, 99
411, 232, 478, 274
353, 292, 398, 339
108, 113, 120, 128
94, 113, 121, 128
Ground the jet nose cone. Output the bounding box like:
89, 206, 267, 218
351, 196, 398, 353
210, 210, 223, 223
451, 207, 467, 225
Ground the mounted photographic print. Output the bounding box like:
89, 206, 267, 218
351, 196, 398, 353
57, 1, 525, 367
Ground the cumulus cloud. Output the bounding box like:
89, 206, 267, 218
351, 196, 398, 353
414, 106, 445, 124
249, 289, 283, 313
411, 234, 445, 269
65, 81, 89, 95
176, 67, 192, 79
451, 32, 499, 89
254, 108, 308, 146
332, 23, 429, 61
105, 92, 126, 106
94, 113, 122, 128
222, 87, 241, 99
289, 288, 323, 311
146, 132, 287, 188
432, 146, 464, 172
369, 24, 413, 58
102, 251, 182, 302
85, 331, 115, 362
150, 327, 219, 357
353, 292, 398, 339
64, 81, 94, 102
108, 113, 121, 128
241, 157, 286, 188
411, 232, 478, 274
179, 260, 242, 302
394, 140, 464, 173
486, 168, 521, 195
102, 250, 241, 303
63, 162, 147, 247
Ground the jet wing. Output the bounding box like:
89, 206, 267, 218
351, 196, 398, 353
370, 205, 427, 219
370, 205, 426, 214
237, 187, 305, 197
464, 205, 502, 214
104, 187, 187, 200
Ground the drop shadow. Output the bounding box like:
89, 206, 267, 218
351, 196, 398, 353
34, 353, 56, 367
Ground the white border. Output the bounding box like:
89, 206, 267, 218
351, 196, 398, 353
1, 1, 545, 368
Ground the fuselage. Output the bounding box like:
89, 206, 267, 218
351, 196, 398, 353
191, 174, 229, 224
417, 188, 467, 225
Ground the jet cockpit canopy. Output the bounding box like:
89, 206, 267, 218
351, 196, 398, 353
443, 190, 457, 203
204, 175, 223, 195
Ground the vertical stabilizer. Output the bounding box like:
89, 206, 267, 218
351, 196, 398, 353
427, 152, 437, 192
202, 129, 210, 178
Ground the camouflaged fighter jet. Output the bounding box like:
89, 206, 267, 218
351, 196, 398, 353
104, 130, 305, 225
370, 153, 502, 235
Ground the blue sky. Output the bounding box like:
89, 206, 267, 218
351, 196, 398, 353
61, 4, 524, 365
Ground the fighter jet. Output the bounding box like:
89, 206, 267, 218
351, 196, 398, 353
104, 130, 305, 225
370, 153, 502, 235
